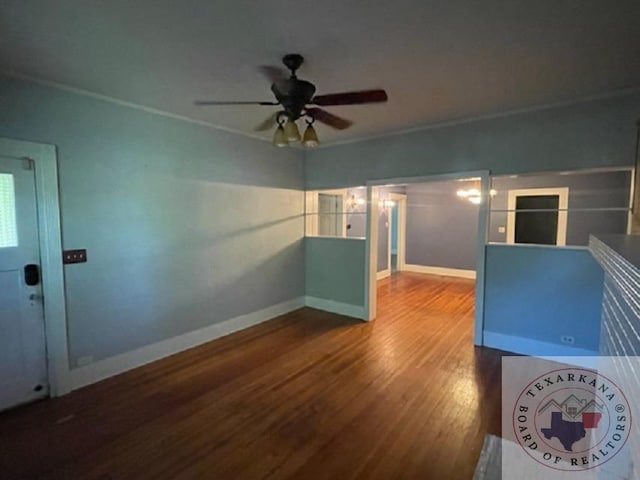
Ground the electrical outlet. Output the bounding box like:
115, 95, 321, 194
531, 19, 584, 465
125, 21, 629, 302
498, 226, 506, 233
77, 355, 93, 367
561, 336, 575, 345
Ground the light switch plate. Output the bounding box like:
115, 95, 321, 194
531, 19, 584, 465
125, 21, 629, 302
63, 249, 87, 264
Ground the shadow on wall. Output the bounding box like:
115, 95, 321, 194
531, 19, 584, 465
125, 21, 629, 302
68, 236, 305, 364
0, 76, 308, 368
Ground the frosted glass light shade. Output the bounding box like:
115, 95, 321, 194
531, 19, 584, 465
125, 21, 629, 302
302, 125, 319, 147
284, 119, 301, 141
272, 126, 289, 147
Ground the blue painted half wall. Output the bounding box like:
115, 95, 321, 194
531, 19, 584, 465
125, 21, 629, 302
483, 244, 604, 354
305, 237, 366, 318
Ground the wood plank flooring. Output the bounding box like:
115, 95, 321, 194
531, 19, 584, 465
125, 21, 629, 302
0, 273, 507, 480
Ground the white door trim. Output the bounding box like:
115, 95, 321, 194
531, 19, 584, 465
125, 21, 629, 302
389, 193, 407, 272
506, 187, 569, 246
375, 187, 392, 280
0, 138, 70, 396
364, 186, 378, 321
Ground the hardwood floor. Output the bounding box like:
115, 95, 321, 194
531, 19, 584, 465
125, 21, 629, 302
0, 273, 507, 480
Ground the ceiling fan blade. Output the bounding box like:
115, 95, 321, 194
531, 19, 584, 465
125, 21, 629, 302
254, 112, 281, 132
258, 65, 288, 84
306, 107, 353, 130
194, 100, 279, 106
311, 89, 388, 106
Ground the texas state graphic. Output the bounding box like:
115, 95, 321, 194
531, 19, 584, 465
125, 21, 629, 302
540, 410, 603, 452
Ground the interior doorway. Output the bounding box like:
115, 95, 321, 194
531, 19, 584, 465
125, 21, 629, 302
365, 173, 489, 343
389, 193, 406, 274
378, 191, 406, 279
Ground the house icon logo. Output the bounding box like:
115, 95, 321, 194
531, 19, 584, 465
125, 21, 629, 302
512, 367, 631, 472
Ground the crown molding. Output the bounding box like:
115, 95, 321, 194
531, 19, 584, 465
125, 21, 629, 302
312, 86, 640, 149
3, 69, 639, 151
0, 69, 273, 144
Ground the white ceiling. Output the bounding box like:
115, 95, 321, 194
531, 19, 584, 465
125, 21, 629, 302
1, 0, 640, 145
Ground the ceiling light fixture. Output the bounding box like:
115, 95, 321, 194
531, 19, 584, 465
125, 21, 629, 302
273, 114, 321, 148
348, 194, 366, 209
302, 118, 320, 148
284, 118, 301, 141
456, 188, 497, 204
272, 117, 289, 147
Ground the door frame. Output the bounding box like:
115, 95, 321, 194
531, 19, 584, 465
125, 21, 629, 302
506, 187, 569, 246
375, 188, 392, 280
0, 138, 70, 396
377, 192, 407, 279
365, 171, 490, 347
388, 193, 407, 272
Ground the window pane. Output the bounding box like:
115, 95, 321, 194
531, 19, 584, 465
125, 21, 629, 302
0, 173, 18, 248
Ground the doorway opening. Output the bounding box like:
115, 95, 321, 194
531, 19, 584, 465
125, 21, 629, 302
367, 174, 487, 329
376, 191, 406, 280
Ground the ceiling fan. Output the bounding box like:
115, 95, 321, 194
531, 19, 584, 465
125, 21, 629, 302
195, 54, 388, 147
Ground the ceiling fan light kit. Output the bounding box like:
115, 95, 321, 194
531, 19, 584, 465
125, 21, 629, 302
272, 121, 289, 148
195, 54, 388, 148
302, 121, 319, 148
284, 118, 301, 141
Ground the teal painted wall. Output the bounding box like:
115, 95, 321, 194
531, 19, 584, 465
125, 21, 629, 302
483, 244, 604, 352
305, 92, 640, 189
305, 237, 365, 307
0, 75, 305, 365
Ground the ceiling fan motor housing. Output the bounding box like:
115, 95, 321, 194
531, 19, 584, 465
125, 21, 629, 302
271, 78, 316, 121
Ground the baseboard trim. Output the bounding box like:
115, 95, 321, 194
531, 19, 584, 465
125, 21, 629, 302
403, 264, 476, 279
483, 331, 599, 367
304, 296, 366, 320
377, 269, 391, 280
69, 297, 305, 391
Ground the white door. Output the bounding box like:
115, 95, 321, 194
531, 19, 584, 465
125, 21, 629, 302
318, 193, 344, 236
0, 156, 48, 410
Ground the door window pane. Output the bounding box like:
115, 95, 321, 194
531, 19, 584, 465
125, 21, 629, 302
514, 195, 559, 245
0, 174, 18, 248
